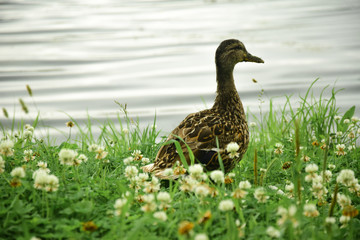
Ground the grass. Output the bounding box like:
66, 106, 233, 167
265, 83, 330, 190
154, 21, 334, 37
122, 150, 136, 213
0, 79, 359, 240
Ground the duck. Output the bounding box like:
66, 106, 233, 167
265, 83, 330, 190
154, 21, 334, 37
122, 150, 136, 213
143, 39, 264, 179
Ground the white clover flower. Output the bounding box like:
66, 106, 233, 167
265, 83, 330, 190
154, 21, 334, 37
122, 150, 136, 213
25, 124, 34, 132
153, 211, 167, 221
288, 205, 297, 217
210, 170, 224, 183
351, 116, 359, 122
336, 131, 343, 137
23, 130, 33, 139
239, 180, 251, 189
189, 164, 204, 177
226, 142, 240, 158
227, 142, 240, 152
32, 169, 48, 179
328, 164, 336, 170
114, 198, 127, 209
123, 156, 134, 165
194, 233, 209, 240
179, 175, 199, 192
10, 167, 26, 178
125, 166, 139, 180
157, 192, 171, 203
218, 199, 234, 212
71, 158, 80, 166
122, 128, 129, 134
347, 144, 355, 151
285, 182, 294, 192
277, 189, 285, 195
95, 146, 108, 160
276, 206, 288, 224
32, 169, 59, 192
274, 143, 284, 155
343, 119, 350, 124
132, 150, 143, 160
141, 157, 150, 165
303, 203, 319, 217
336, 144, 346, 150
325, 217, 336, 224
0, 139, 14, 156
200, 173, 208, 181
323, 170, 332, 183
59, 148, 78, 166
249, 122, 257, 128
349, 181, 360, 194
337, 193, 351, 208
335, 144, 347, 156
254, 187, 269, 203
305, 163, 318, 173
195, 185, 210, 198
88, 144, 99, 152
163, 168, 174, 177
134, 173, 149, 189
24, 149, 33, 157
232, 187, 248, 199
302, 155, 311, 162
336, 169, 355, 186
114, 198, 127, 216
334, 115, 342, 121
33, 170, 49, 190
260, 168, 267, 173
45, 174, 59, 192
144, 176, 160, 193
339, 215, 351, 226
138, 173, 149, 182
266, 226, 280, 238
143, 194, 155, 203
305, 173, 319, 183
77, 154, 88, 163
141, 194, 157, 212
275, 143, 284, 148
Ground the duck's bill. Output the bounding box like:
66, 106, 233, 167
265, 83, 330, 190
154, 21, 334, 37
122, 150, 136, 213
245, 53, 264, 63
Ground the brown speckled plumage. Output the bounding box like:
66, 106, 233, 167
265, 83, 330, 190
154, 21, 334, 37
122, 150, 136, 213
143, 39, 264, 178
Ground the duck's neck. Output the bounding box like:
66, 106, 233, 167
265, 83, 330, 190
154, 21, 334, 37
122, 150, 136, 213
213, 64, 244, 114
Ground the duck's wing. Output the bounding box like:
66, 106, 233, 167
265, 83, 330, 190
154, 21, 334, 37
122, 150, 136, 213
156, 110, 219, 167
143, 109, 246, 178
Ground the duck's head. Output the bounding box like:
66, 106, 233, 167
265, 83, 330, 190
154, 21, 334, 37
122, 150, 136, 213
215, 39, 264, 70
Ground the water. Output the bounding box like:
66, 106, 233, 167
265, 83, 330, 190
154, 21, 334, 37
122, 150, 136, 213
1, 0, 360, 141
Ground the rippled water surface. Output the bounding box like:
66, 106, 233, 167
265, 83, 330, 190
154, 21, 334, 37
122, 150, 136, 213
1, 0, 360, 140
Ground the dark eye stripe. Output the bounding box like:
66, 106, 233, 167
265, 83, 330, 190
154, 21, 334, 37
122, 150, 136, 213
230, 46, 243, 51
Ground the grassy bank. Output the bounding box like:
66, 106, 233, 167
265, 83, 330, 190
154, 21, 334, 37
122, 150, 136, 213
0, 79, 359, 240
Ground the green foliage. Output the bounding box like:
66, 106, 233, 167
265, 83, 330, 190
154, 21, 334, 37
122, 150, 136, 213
0, 79, 359, 240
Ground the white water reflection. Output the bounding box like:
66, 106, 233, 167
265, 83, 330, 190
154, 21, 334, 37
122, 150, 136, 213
0, 0, 359, 141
